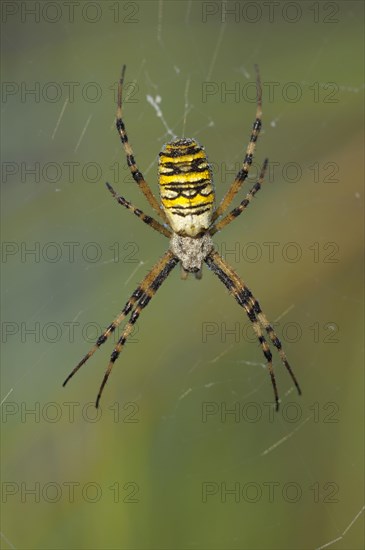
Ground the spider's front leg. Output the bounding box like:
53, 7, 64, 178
95, 250, 179, 407
63, 250, 179, 406
205, 249, 301, 410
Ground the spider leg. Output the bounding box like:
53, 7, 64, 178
211, 65, 262, 223
250, 306, 302, 398
205, 249, 301, 410
116, 65, 168, 223
106, 182, 171, 238
95, 251, 179, 407
63, 250, 178, 388
209, 158, 268, 236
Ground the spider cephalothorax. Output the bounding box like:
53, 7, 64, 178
63, 65, 302, 410
170, 233, 213, 278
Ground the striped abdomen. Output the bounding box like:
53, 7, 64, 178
158, 138, 214, 237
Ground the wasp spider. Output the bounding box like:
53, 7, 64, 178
63, 65, 302, 410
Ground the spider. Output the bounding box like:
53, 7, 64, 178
63, 65, 302, 410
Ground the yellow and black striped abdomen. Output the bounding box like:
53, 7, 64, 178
158, 138, 215, 237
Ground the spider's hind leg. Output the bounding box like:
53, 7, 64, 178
211, 65, 263, 223
115, 65, 168, 223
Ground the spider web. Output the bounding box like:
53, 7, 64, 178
1, 1, 364, 549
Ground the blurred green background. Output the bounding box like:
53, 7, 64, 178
1, 1, 364, 549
